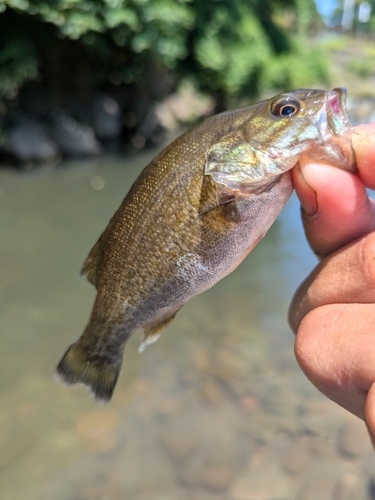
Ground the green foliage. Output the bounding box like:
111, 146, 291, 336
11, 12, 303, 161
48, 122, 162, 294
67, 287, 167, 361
347, 58, 373, 79
0, 0, 327, 102
194, 6, 271, 94
261, 37, 329, 91
188, 0, 326, 98
320, 34, 351, 51
0, 36, 38, 96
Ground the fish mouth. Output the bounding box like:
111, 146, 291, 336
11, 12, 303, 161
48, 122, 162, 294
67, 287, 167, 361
322, 87, 356, 172
328, 87, 346, 114
326, 87, 352, 134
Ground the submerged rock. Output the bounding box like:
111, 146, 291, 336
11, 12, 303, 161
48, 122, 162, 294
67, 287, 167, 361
4, 118, 59, 164
336, 418, 373, 458
229, 460, 291, 499
159, 432, 196, 462
281, 445, 311, 475
92, 96, 122, 141
51, 112, 101, 157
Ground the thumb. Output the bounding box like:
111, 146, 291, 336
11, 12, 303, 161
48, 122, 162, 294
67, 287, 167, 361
292, 160, 375, 257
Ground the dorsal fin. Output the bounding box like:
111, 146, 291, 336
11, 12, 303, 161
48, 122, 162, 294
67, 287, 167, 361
81, 239, 102, 286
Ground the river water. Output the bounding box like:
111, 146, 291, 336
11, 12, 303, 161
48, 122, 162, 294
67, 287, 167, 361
1, 145, 373, 500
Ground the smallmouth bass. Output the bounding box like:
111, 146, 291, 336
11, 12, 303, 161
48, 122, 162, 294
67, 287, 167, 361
56, 88, 354, 401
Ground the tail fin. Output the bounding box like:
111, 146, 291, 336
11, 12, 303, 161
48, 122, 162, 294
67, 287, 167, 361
56, 341, 121, 402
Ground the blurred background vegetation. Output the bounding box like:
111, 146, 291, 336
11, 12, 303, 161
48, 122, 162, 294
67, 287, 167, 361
0, 0, 374, 165
0, 0, 325, 101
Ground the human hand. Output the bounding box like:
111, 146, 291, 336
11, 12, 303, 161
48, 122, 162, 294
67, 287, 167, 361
289, 124, 375, 444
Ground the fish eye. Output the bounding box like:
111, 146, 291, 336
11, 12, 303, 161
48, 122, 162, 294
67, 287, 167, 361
270, 97, 301, 118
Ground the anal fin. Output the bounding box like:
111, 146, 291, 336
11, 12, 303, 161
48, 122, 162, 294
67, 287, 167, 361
139, 309, 181, 353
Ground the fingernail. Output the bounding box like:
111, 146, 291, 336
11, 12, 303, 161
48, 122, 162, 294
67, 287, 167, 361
295, 162, 318, 218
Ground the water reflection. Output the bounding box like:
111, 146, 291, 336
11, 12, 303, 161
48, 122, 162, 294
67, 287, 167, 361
1, 150, 373, 500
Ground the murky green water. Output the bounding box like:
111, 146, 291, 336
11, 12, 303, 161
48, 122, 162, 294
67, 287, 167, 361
1, 148, 363, 500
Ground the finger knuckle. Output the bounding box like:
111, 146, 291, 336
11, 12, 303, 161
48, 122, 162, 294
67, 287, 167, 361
358, 232, 375, 286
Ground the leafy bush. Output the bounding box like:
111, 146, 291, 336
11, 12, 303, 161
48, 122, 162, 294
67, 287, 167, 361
0, 36, 38, 97
0, 0, 327, 104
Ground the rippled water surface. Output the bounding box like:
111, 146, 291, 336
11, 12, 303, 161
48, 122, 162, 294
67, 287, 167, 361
1, 148, 373, 500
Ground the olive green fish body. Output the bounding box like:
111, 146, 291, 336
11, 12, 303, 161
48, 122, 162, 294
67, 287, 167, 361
57, 88, 354, 401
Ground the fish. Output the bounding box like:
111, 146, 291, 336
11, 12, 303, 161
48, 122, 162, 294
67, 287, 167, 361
56, 88, 355, 401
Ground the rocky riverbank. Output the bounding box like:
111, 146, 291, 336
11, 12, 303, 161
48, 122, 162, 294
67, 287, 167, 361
2, 35, 375, 170
2, 87, 374, 170
0, 82, 214, 168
